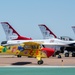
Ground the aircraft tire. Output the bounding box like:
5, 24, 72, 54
58, 55, 61, 58
17, 55, 21, 58
38, 60, 43, 65
65, 53, 69, 57
72, 53, 75, 57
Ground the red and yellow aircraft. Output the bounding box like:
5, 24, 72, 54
0, 45, 20, 55
0, 42, 55, 65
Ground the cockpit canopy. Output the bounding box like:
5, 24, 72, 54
1, 41, 7, 46
58, 36, 74, 41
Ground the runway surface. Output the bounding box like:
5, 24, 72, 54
0, 55, 75, 66
0, 55, 75, 75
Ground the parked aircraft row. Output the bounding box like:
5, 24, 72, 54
0, 41, 54, 65
0, 22, 55, 65
39, 24, 75, 57
1, 22, 75, 58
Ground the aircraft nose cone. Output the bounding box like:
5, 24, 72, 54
42, 48, 55, 57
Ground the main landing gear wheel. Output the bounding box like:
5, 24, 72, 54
72, 53, 75, 57
65, 53, 69, 57
37, 60, 43, 65
17, 55, 21, 58
58, 55, 62, 58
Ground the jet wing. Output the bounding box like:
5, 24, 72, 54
68, 43, 75, 47
43, 42, 68, 46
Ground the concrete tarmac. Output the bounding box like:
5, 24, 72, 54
0, 55, 75, 75
0, 55, 75, 66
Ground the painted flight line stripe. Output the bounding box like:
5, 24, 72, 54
0, 66, 75, 68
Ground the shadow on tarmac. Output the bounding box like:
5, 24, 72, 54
11, 62, 32, 65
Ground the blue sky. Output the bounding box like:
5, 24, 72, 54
0, 0, 75, 42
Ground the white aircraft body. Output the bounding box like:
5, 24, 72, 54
2, 37, 75, 47
38, 24, 75, 57
1, 22, 75, 57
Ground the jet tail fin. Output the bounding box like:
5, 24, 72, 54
38, 24, 57, 39
72, 26, 75, 34
1, 22, 32, 40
